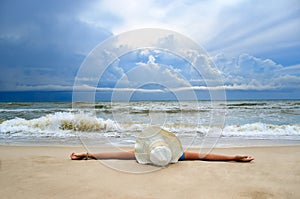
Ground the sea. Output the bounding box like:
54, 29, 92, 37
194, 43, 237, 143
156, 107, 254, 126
0, 100, 299, 148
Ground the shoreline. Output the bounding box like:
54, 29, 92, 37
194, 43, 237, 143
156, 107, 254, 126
1, 136, 300, 148
1, 144, 300, 198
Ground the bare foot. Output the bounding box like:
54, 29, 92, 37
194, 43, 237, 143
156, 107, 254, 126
235, 155, 254, 162
70, 152, 87, 160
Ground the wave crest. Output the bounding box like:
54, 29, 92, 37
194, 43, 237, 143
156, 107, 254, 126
0, 112, 117, 134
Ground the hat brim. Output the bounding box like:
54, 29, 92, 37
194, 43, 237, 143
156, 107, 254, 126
135, 126, 183, 165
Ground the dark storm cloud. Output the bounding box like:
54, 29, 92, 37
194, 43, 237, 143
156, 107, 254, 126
0, 0, 112, 90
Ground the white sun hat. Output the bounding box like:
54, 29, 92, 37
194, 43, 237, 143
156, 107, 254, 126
135, 126, 183, 167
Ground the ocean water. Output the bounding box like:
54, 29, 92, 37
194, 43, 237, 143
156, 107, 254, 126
0, 100, 299, 147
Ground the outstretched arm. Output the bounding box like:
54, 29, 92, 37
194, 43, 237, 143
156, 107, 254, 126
182, 151, 254, 162
70, 151, 135, 160
70, 151, 254, 162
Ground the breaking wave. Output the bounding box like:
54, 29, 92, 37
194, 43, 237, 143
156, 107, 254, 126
0, 112, 299, 140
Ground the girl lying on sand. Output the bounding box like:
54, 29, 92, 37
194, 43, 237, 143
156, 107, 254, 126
70, 126, 254, 166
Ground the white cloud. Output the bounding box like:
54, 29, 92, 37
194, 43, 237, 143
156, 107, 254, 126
72, 85, 165, 93
15, 84, 74, 91
6, 52, 300, 93
1, 0, 299, 96
80, 0, 299, 58
213, 53, 300, 90
81, 0, 240, 40
276, 64, 300, 75
115, 55, 190, 89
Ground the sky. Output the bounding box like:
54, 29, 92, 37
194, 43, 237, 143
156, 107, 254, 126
0, 0, 299, 101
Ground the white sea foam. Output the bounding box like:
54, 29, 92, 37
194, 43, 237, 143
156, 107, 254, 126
223, 123, 300, 138
0, 112, 118, 136
1, 112, 299, 140
0, 101, 299, 146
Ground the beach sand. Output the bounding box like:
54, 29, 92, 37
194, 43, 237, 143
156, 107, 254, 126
0, 145, 299, 199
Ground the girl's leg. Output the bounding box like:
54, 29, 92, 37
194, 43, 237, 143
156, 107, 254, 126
70, 151, 135, 160
183, 151, 254, 162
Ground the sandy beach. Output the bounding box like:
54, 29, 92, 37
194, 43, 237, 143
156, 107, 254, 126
0, 145, 299, 199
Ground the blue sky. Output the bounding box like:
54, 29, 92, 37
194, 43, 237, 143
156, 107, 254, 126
0, 0, 299, 101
